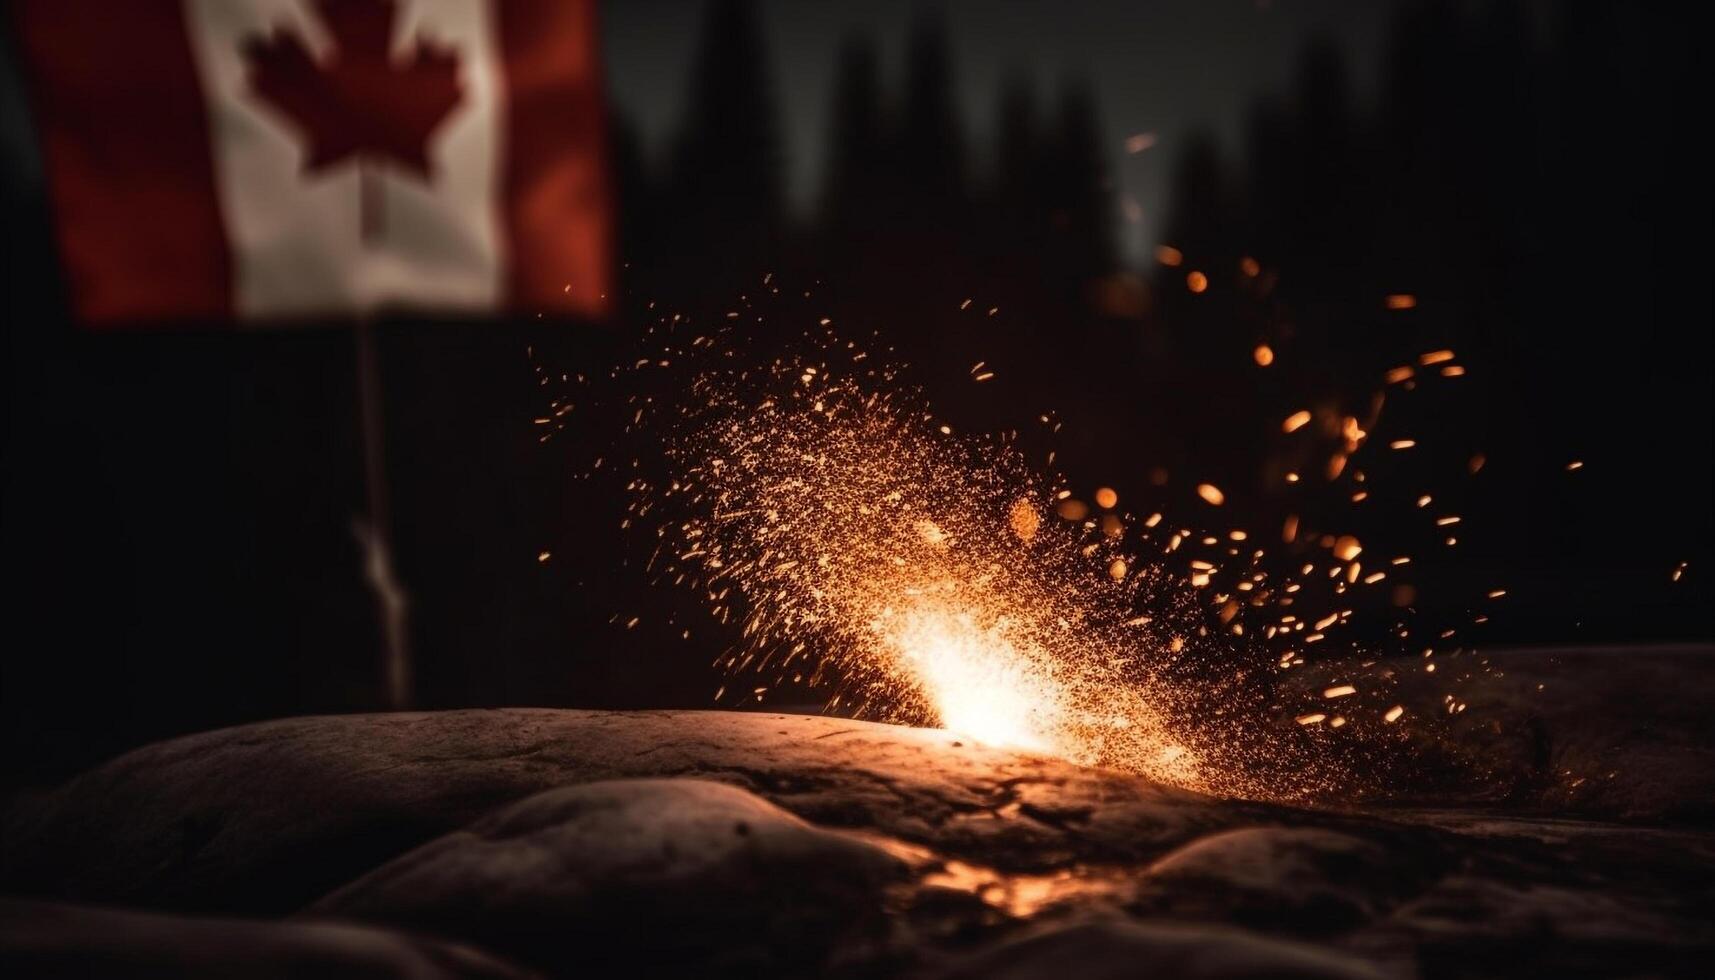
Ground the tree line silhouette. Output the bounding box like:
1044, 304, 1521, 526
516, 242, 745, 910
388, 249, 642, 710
608, 0, 1710, 647
612, 1, 1115, 314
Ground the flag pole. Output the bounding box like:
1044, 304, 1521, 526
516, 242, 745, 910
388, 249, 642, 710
353, 312, 412, 709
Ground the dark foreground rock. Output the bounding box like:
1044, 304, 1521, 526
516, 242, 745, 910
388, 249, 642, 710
0, 709, 1254, 916
3, 708, 1712, 977
1287, 644, 1715, 822
312, 779, 908, 975
0, 897, 531, 979
939, 920, 1388, 980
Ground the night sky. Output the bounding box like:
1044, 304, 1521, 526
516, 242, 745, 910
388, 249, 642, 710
602, 0, 1407, 262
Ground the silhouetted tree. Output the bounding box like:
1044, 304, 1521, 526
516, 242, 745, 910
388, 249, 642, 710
987, 70, 1046, 275
818, 34, 889, 283
897, 9, 965, 208
887, 6, 971, 301
994, 72, 1041, 207
1159, 130, 1236, 275
970, 67, 1065, 341
1284, 39, 1361, 309
662, 0, 785, 302
1041, 79, 1119, 296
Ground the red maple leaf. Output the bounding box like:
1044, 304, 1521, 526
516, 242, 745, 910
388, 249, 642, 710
242, 0, 464, 243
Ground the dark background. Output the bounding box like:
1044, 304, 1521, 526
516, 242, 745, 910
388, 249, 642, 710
3, 0, 1709, 789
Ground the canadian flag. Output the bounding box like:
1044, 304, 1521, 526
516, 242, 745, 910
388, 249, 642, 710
11, 0, 612, 326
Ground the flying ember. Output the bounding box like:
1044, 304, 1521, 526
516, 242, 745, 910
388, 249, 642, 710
645, 336, 1207, 785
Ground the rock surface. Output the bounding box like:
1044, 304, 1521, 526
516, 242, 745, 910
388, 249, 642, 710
2, 707, 1712, 977
313, 779, 908, 975
940, 920, 1388, 980
0, 897, 532, 979
0, 709, 1260, 916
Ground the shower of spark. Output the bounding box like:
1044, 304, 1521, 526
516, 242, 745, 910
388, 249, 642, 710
563, 274, 1573, 803
616, 322, 1347, 798
656, 346, 1204, 785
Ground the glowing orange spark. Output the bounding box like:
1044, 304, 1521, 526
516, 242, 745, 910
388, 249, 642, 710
1056, 499, 1090, 521
1009, 498, 1040, 541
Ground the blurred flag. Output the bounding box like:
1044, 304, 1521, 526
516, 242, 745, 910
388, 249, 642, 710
11, 0, 611, 325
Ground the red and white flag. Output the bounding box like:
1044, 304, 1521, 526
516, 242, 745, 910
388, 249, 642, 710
11, 0, 612, 326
